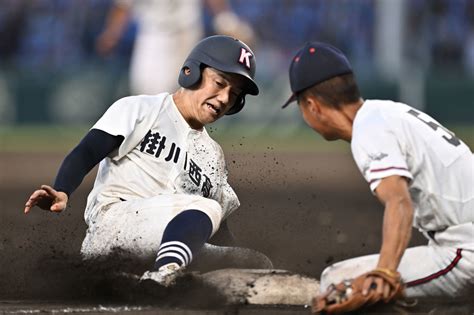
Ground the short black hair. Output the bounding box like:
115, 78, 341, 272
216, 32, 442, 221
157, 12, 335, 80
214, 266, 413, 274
299, 73, 361, 108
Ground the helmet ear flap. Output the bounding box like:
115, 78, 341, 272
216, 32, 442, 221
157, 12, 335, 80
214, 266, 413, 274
226, 95, 245, 115
178, 60, 202, 89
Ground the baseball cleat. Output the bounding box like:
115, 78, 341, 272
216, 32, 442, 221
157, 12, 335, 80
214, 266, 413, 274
139, 262, 183, 287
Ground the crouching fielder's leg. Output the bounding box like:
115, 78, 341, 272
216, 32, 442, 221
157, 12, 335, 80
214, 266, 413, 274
320, 245, 474, 299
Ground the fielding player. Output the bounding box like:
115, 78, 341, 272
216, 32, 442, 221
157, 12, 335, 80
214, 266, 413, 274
282, 41, 473, 308
25, 35, 272, 286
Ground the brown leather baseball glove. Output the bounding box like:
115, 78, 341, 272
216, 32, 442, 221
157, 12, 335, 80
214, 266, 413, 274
312, 269, 405, 314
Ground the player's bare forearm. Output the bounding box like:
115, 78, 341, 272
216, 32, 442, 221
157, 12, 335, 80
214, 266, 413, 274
358, 176, 413, 299
374, 176, 414, 271
378, 195, 413, 270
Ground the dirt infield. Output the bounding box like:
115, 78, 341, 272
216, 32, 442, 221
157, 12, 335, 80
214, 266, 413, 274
0, 150, 469, 313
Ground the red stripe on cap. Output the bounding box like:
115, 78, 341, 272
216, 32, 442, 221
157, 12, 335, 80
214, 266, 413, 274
406, 249, 463, 287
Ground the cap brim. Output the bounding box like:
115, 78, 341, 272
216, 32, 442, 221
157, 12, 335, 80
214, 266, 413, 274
281, 93, 297, 108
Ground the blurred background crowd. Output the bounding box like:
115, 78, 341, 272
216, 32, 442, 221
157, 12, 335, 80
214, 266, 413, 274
0, 0, 473, 130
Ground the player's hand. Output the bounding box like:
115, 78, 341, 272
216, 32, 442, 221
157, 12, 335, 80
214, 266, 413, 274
362, 273, 393, 300
312, 269, 404, 314
24, 185, 68, 214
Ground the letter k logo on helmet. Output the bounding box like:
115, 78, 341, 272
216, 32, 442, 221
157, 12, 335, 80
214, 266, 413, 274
238, 48, 252, 69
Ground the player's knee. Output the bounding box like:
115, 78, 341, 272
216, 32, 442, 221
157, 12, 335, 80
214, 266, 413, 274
187, 197, 223, 233
320, 262, 348, 290
194, 197, 222, 214
320, 265, 336, 291
320, 258, 373, 291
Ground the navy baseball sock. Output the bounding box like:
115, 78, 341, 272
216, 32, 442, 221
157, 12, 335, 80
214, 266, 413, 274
154, 209, 212, 270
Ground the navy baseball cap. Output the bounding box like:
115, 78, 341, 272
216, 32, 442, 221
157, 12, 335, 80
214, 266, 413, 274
282, 42, 353, 108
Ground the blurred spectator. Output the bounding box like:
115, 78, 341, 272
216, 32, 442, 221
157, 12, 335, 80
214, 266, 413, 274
2, 0, 472, 77
464, 0, 474, 75
430, 0, 468, 68
0, 0, 28, 64
229, 0, 374, 61
405, 0, 474, 73
95, 0, 256, 95
14, 0, 86, 71
0, 0, 120, 72
0, 0, 472, 124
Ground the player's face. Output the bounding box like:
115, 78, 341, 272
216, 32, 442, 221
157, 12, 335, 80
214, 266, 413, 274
297, 95, 340, 141
192, 68, 244, 126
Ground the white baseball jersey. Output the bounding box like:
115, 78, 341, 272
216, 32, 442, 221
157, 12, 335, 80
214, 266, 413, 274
322, 99, 474, 298
84, 93, 239, 226
351, 100, 473, 235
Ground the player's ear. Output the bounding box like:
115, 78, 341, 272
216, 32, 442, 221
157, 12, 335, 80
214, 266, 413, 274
307, 97, 322, 116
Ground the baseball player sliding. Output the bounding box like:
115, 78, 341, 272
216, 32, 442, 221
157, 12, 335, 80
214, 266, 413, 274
283, 42, 473, 313
24, 35, 272, 286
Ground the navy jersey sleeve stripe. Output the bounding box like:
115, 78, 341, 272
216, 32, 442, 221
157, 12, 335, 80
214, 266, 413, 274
53, 129, 124, 197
